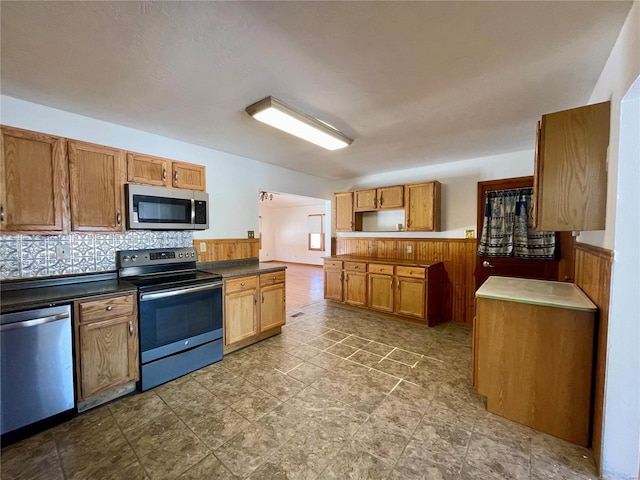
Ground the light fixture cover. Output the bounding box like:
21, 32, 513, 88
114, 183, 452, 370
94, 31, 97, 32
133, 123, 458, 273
246, 96, 353, 150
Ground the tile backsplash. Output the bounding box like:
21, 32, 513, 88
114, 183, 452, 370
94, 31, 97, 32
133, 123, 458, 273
0, 231, 194, 280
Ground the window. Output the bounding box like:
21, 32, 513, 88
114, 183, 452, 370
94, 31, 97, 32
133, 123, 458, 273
308, 214, 324, 251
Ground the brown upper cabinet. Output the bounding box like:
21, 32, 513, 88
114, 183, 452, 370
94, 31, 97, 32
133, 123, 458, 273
354, 185, 404, 212
68, 140, 125, 233
334, 192, 362, 232
405, 181, 441, 232
0, 126, 69, 234
533, 101, 610, 231
127, 153, 206, 191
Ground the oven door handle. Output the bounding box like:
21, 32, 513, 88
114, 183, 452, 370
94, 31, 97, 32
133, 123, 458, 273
139, 282, 222, 302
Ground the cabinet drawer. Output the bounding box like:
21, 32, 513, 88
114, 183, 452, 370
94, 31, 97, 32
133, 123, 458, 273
260, 270, 285, 286
79, 294, 135, 323
344, 262, 366, 272
225, 275, 258, 294
369, 264, 394, 275
324, 259, 343, 269
396, 266, 426, 279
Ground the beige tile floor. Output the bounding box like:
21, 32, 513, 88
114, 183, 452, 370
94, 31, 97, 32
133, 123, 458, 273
1, 301, 598, 479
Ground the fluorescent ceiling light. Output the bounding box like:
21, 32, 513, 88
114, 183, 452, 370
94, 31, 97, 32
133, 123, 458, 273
246, 96, 353, 151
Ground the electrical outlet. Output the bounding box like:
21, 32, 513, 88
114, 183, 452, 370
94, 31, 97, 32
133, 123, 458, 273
199, 242, 207, 253
407, 245, 413, 254
55, 244, 70, 260
465, 229, 475, 239
248, 230, 255, 239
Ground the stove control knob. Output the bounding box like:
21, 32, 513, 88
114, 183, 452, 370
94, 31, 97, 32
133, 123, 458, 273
131, 255, 138, 261
179, 253, 184, 258
122, 255, 130, 262
191, 252, 195, 257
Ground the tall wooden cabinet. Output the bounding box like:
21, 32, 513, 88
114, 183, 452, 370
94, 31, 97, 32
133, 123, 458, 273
68, 140, 125, 233
405, 181, 441, 232
334, 192, 360, 232
259, 271, 286, 332
0, 126, 69, 234
75, 293, 139, 407
533, 101, 610, 231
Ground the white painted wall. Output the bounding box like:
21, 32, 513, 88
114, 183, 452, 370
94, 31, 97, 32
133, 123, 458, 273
601, 76, 640, 480
336, 149, 535, 239
259, 203, 330, 265
580, 2, 640, 251
571, 5, 640, 479
0, 95, 339, 240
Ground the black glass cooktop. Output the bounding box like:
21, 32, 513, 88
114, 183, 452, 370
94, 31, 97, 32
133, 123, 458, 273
125, 270, 222, 293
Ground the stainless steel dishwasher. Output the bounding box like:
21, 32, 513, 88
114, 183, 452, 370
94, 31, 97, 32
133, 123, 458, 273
1, 304, 75, 436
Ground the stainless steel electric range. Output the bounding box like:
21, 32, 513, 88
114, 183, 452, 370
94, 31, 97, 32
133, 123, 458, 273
117, 247, 223, 391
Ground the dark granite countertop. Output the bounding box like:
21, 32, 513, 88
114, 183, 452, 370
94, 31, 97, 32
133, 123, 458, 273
1, 272, 137, 314
324, 255, 442, 268
198, 258, 286, 279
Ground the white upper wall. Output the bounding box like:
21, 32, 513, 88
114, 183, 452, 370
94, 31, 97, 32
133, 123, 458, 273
337, 149, 535, 238
581, 1, 640, 250
0, 95, 339, 240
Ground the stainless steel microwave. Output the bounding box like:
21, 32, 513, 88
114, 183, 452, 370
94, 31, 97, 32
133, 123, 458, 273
126, 184, 209, 230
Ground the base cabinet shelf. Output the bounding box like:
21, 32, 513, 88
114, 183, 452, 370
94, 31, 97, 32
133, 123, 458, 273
75, 293, 139, 408
224, 270, 286, 353
323, 257, 444, 326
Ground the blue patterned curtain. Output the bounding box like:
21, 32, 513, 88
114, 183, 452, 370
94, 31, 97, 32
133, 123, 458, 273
478, 188, 555, 259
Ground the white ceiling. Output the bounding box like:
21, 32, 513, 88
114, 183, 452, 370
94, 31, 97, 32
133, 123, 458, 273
0, 1, 632, 180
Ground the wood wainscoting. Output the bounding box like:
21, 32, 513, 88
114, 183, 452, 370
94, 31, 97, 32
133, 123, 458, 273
194, 238, 259, 263
335, 237, 476, 323
574, 242, 613, 471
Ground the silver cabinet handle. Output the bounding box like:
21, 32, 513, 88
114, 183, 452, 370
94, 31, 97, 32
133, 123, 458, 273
174, 170, 178, 183
379, 194, 383, 207
106, 305, 113, 311
240, 282, 246, 287
0, 205, 4, 222
129, 320, 134, 336
1, 312, 69, 331
117, 212, 122, 225
482, 261, 494, 268
162, 168, 167, 181
140, 282, 222, 301
262, 292, 265, 303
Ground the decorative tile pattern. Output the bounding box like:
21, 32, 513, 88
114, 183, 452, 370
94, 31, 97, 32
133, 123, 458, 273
0, 231, 193, 279
2, 300, 598, 480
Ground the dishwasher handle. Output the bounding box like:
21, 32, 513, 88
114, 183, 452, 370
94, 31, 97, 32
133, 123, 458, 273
0, 312, 70, 331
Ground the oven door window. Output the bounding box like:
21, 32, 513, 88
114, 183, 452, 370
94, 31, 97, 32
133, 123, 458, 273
134, 194, 192, 224
139, 285, 222, 355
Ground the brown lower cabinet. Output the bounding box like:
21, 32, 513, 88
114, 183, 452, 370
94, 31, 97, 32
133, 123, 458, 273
75, 293, 139, 408
323, 257, 444, 326
224, 270, 286, 353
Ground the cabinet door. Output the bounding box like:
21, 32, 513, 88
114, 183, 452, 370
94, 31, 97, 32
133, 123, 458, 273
324, 268, 343, 302
344, 271, 367, 307
354, 189, 377, 211
0, 127, 68, 234
79, 315, 139, 400
395, 277, 425, 318
127, 153, 169, 187
334, 192, 357, 232
377, 185, 404, 209
260, 283, 285, 332
368, 273, 394, 313
405, 181, 441, 232
172, 161, 206, 191
224, 289, 258, 346
68, 141, 125, 232
533, 101, 610, 231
